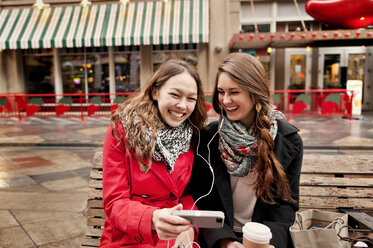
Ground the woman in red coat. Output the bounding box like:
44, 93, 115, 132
99, 59, 207, 247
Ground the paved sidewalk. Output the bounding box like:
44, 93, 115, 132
0, 146, 100, 247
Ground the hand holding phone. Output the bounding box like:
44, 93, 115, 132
173, 210, 224, 228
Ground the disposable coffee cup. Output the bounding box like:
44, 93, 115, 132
242, 222, 272, 248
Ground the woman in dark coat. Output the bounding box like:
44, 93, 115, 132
190, 53, 303, 248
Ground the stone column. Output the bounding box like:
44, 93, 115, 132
0, 50, 7, 93
5, 50, 24, 92
53, 48, 63, 100
140, 45, 152, 89
197, 43, 209, 91
108, 46, 115, 103
207, 0, 240, 91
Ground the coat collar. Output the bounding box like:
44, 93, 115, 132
149, 149, 194, 197
277, 119, 299, 136
274, 120, 300, 171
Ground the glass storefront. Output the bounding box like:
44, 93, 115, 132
348, 54, 365, 81
60, 48, 110, 94
87, 53, 109, 93
61, 54, 85, 93
323, 54, 340, 88
22, 46, 193, 95
289, 54, 306, 89
152, 44, 198, 71
114, 52, 140, 92
60, 47, 140, 94
23, 50, 54, 94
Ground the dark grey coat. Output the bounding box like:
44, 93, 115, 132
190, 119, 303, 248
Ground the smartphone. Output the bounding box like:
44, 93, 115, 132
172, 210, 224, 228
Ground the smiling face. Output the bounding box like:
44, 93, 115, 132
152, 71, 198, 127
217, 72, 255, 128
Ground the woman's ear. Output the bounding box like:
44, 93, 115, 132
151, 87, 158, 101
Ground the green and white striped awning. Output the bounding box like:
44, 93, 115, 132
0, 0, 208, 50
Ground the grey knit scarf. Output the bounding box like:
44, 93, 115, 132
218, 105, 284, 177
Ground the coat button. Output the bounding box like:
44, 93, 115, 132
135, 237, 142, 243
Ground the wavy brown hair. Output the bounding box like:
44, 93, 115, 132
111, 59, 207, 172
212, 52, 293, 204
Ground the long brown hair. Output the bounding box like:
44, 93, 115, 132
212, 52, 293, 204
111, 59, 207, 172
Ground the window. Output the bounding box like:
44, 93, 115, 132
114, 53, 140, 92
152, 44, 198, 71
241, 24, 270, 33
60, 48, 109, 94
241, 50, 271, 82
348, 54, 365, 81
23, 49, 53, 94
289, 55, 306, 89
287, 22, 312, 32
60, 54, 86, 94
323, 54, 340, 88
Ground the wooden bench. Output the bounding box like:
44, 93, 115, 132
299, 154, 373, 237
81, 152, 373, 247
81, 152, 105, 247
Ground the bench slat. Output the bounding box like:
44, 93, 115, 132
89, 180, 102, 189
90, 170, 103, 180
88, 199, 103, 208
84, 226, 104, 237
88, 189, 103, 199
87, 208, 106, 218
300, 175, 373, 187
300, 186, 373, 198
87, 217, 106, 226
302, 155, 373, 174
300, 196, 373, 209
81, 237, 100, 247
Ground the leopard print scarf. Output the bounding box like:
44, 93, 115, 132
120, 114, 192, 173
152, 121, 192, 173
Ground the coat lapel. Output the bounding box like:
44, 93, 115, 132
150, 162, 179, 195
274, 131, 300, 171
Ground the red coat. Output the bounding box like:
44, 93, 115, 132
99, 121, 198, 247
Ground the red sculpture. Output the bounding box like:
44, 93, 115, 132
305, 0, 373, 29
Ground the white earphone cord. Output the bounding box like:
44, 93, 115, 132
169, 118, 223, 248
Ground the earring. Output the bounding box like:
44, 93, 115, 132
256, 103, 262, 112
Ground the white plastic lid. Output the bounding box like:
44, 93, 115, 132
354, 241, 368, 248
242, 222, 272, 244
